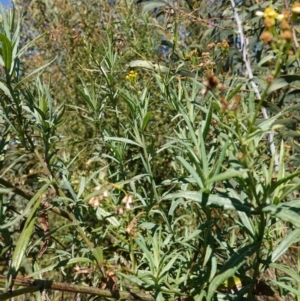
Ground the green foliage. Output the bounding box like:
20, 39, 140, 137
1, 0, 300, 301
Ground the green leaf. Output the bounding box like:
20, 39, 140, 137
267, 75, 300, 94
104, 136, 142, 147
263, 201, 300, 228
159, 254, 180, 279
226, 84, 242, 102
92, 247, 104, 266
27, 257, 94, 278
6, 183, 51, 290
257, 54, 275, 66
75, 85, 95, 111
142, 111, 152, 131
0, 33, 12, 72
272, 229, 300, 262
272, 119, 297, 130
176, 155, 204, 188
142, 1, 166, 14
0, 80, 12, 98
16, 57, 56, 87
207, 243, 258, 301
163, 191, 255, 213
270, 263, 300, 283
200, 132, 209, 183
128, 60, 169, 73
96, 207, 120, 227
135, 235, 155, 271
207, 168, 248, 184
270, 279, 300, 296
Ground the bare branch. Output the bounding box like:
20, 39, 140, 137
230, 0, 278, 169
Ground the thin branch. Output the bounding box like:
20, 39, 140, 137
0, 276, 155, 301
0, 276, 284, 301
230, 0, 278, 170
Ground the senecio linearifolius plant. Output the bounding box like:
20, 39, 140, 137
1, 1, 300, 301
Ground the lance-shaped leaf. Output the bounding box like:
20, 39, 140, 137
6, 183, 51, 290
207, 243, 258, 301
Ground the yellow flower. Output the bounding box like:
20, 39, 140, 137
256, 7, 284, 27
125, 70, 138, 83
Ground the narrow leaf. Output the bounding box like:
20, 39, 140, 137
6, 183, 51, 290
142, 1, 166, 14
207, 243, 258, 301
207, 168, 248, 184
176, 155, 204, 188
0, 33, 12, 72
142, 111, 152, 131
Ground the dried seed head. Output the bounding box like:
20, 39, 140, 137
206, 71, 218, 89
292, 2, 300, 14
115, 206, 124, 216
89, 196, 101, 207
126, 218, 138, 236
122, 194, 133, 210
280, 20, 290, 31
280, 30, 292, 41
260, 31, 273, 44
266, 75, 274, 83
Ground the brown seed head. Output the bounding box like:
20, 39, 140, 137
280, 20, 290, 31
280, 30, 292, 41
206, 71, 218, 89
260, 31, 273, 43
264, 18, 275, 28
266, 75, 274, 83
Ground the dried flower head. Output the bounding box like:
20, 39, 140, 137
280, 30, 292, 41
264, 18, 275, 28
280, 20, 290, 31
208, 43, 215, 50
283, 10, 290, 19
190, 49, 198, 56
126, 218, 138, 237
115, 206, 124, 216
122, 194, 133, 210
206, 71, 219, 89
266, 75, 274, 83
88, 185, 109, 207
222, 40, 230, 49
201, 71, 218, 96
260, 31, 273, 44
292, 2, 300, 14
88, 196, 101, 208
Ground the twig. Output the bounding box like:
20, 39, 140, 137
230, 0, 279, 170
0, 276, 155, 301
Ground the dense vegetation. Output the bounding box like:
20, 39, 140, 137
1, 0, 300, 300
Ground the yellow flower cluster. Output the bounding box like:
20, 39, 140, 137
125, 70, 138, 82
256, 5, 300, 44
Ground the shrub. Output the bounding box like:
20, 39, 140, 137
1, 1, 300, 301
